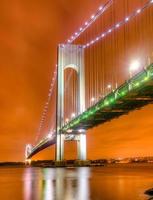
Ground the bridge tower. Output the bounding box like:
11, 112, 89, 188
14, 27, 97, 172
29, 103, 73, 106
25, 144, 32, 165
56, 44, 86, 162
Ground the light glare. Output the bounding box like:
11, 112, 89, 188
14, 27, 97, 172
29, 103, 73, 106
47, 134, 52, 139
65, 118, 69, 123
137, 9, 141, 13
116, 23, 120, 28
99, 6, 103, 10
78, 129, 86, 133
129, 60, 140, 71
107, 84, 112, 89
91, 97, 95, 102
71, 113, 75, 118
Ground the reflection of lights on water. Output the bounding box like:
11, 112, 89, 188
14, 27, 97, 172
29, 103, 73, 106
56, 168, 90, 200
23, 168, 43, 200
55, 168, 65, 200
43, 180, 54, 200
77, 167, 90, 200
23, 167, 90, 200
23, 168, 32, 200
64, 179, 75, 200
43, 168, 55, 200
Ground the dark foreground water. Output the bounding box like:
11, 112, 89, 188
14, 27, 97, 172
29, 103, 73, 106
0, 164, 153, 200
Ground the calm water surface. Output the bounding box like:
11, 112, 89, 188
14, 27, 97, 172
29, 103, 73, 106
0, 164, 153, 200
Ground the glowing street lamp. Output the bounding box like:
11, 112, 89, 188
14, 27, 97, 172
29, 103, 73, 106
90, 97, 96, 106
129, 60, 140, 78
91, 97, 95, 102
106, 84, 112, 94
107, 84, 112, 89
71, 113, 75, 118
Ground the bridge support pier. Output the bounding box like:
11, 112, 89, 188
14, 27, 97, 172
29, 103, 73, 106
56, 133, 65, 161
56, 132, 87, 162
77, 133, 86, 160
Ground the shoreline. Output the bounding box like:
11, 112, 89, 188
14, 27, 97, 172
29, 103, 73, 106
1, 162, 153, 168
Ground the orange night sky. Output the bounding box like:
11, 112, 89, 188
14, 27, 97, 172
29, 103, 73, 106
0, 0, 153, 162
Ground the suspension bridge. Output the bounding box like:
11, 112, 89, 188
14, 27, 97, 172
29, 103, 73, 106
25, 0, 153, 163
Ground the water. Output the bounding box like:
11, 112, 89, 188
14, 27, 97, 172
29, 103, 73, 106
0, 164, 153, 200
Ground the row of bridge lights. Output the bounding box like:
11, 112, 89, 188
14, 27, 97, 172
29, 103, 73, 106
63, 59, 141, 125
36, 65, 57, 142
66, 0, 153, 46
67, 0, 113, 44
67, 5, 103, 43
79, 0, 153, 49
67, 0, 153, 44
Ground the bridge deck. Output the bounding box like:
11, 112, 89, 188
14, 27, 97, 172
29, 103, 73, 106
28, 63, 153, 158
27, 136, 55, 158
62, 63, 153, 132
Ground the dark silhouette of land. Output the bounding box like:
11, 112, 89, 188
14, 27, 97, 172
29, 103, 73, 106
1, 156, 153, 167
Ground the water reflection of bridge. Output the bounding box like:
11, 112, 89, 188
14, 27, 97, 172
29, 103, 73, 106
24, 167, 90, 200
